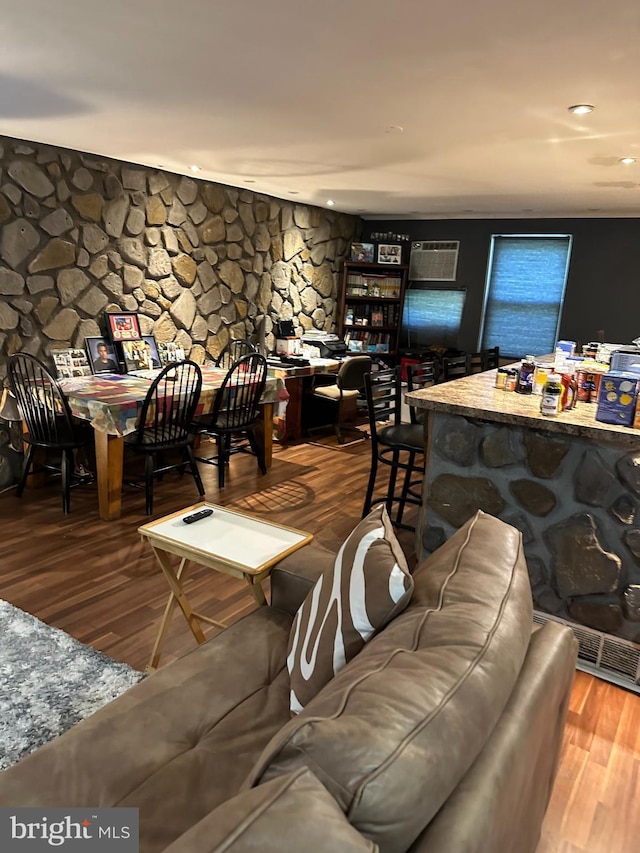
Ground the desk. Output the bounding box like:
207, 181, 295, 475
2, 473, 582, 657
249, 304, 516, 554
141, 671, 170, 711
139, 501, 313, 671
58, 366, 287, 521
267, 357, 341, 441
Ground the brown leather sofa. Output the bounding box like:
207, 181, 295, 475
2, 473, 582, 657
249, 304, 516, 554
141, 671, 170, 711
0, 511, 578, 853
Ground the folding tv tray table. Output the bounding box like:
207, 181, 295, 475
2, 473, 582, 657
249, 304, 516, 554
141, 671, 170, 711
139, 502, 313, 672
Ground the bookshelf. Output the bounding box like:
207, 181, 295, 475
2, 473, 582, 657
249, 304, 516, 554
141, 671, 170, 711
338, 261, 409, 360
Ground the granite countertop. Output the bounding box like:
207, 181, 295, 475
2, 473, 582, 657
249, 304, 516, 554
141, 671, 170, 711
405, 367, 640, 446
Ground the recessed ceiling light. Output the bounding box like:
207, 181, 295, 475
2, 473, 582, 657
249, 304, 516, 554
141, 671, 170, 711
386, 125, 404, 133
189, 165, 201, 173
620, 157, 637, 165
568, 104, 594, 115
326, 199, 335, 206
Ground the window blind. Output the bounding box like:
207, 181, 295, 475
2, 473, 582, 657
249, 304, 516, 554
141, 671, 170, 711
481, 236, 571, 359
401, 287, 466, 349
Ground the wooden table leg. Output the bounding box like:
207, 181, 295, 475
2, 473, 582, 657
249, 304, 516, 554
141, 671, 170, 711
256, 402, 274, 469
95, 431, 124, 521
152, 548, 207, 644
246, 575, 267, 606
147, 556, 189, 673
282, 377, 303, 442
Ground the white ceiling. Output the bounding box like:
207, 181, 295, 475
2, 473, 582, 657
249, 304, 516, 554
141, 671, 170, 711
2, 0, 640, 219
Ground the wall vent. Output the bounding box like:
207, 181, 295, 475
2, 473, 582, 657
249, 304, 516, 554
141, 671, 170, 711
533, 610, 640, 693
409, 241, 460, 282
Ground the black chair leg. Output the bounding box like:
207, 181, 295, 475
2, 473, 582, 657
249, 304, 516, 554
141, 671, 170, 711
362, 453, 379, 518
15, 445, 35, 498
185, 445, 205, 497
145, 453, 155, 515
386, 450, 400, 518
396, 451, 415, 527
217, 434, 227, 488
247, 429, 267, 475
61, 449, 72, 514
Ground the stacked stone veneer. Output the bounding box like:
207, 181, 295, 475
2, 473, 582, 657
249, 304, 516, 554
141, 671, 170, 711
0, 134, 359, 486
0, 136, 358, 375
421, 411, 640, 643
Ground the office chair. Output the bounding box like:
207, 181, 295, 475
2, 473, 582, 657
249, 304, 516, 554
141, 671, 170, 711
362, 366, 425, 530
9, 352, 93, 513
215, 339, 257, 371
124, 360, 205, 514
307, 355, 372, 444
195, 353, 268, 488
406, 361, 437, 424
441, 354, 472, 382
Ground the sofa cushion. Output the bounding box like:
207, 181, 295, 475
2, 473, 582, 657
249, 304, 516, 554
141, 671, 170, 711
246, 511, 533, 853
287, 504, 413, 713
0, 607, 294, 853
163, 768, 378, 852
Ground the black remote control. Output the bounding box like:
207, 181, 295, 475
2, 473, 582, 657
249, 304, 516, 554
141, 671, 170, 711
183, 508, 214, 524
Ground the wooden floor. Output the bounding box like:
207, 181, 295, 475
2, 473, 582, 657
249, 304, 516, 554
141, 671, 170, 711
1, 433, 639, 851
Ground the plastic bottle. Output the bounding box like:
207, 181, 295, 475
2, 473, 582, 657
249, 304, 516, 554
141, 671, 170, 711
516, 356, 535, 394
540, 374, 563, 416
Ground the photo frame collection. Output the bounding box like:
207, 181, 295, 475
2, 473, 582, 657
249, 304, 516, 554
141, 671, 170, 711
47, 311, 187, 380
350, 240, 405, 265
51, 348, 92, 379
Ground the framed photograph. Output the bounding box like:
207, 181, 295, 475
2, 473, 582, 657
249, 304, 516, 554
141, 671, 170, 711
350, 242, 375, 263
377, 243, 403, 264
106, 311, 141, 342
141, 335, 161, 369
50, 347, 92, 379
86, 337, 120, 374
158, 341, 186, 365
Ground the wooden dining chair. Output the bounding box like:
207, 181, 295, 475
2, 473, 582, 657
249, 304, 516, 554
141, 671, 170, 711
194, 353, 268, 488
124, 360, 205, 514
9, 352, 93, 513
215, 339, 257, 371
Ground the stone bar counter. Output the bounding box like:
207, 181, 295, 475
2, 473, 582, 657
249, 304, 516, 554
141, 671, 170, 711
406, 368, 640, 644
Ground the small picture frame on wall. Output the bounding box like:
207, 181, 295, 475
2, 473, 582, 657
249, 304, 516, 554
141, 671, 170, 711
350, 242, 375, 263
86, 337, 120, 374
106, 311, 142, 342
377, 243, 403, 265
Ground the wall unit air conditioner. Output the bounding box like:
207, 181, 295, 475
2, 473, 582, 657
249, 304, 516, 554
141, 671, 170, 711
409, 241, 460, 281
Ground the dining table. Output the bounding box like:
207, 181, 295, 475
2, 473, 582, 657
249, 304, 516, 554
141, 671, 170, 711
58, 365, 288, 521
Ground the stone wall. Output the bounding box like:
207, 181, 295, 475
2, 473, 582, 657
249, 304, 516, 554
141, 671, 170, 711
420, 411, 640, 643
0, 134, 358, 384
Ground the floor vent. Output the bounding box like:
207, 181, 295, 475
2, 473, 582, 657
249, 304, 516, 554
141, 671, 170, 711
533, 610, 640, 693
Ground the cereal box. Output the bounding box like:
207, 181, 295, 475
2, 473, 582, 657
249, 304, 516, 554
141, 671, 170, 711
595, 372, 640, 426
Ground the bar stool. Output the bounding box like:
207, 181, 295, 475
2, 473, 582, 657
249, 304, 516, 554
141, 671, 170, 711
441, 353, 472, 382
406, 361, 437, 424
362, 366, 425, 530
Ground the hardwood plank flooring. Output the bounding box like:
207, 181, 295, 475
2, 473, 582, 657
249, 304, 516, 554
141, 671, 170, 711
1, 434, 639, 851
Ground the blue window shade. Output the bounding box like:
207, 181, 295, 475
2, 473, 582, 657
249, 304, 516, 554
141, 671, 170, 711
481, 236, 571, 359
402, 287, 466, 349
